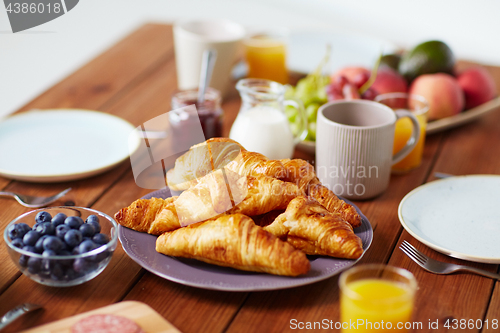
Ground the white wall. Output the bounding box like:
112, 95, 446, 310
1, 0, 499, 119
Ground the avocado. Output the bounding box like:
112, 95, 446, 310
380, 54, 401, 71
398, 40, 455, 82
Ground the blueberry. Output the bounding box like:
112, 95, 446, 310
73, 258, 96, 273
87, 220, 101, 234
51, 213, 67, 227
58, 250, 73, 267
27, 257, 41, 274
42, 249, 56, 257
22, 245, 37, 253
50, 263, 64, 280
35, 211, 52, 224
64, 229, 82, 248
78, 240, 97, 254
7, 223, 29, 240
19, 223, 31, 232
92, 233, 109, 245
56, 224, 70, 239
43, 236, 64, 252
19, 255, 29, 267
65, 216, 84, 229
86, 215, 99, 224
79, 223, 95, 238
35, 235, 49, 253
34, 222, 55, 236
23, 230, 41, 247
71, 247, 80, 255
11, 238, 24, 248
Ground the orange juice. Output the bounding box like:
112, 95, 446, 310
341, 279, 415, 332
375, 93, 429, 173
392, 112, 427, 172
245, 35, 288, 84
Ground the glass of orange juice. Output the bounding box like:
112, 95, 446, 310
244, 30, 288, 84
339, 264, 417, 332
375, 93, 429, 173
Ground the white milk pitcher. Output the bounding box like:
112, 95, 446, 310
229, 79, 307, 159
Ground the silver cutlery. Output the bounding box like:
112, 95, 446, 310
0, 303, 42, 330
0, 187, 71, 208
399, 240, 500, 280
434, 172, 454, 179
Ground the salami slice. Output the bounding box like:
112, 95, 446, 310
71, 314, 143, 333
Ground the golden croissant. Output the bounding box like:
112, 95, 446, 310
280, 159, 362, 228
114, 197, 181, 235
167, 138, 287, 191
264, 196, 364, 259
115, 173, 302, 234
156, 214, 311, 276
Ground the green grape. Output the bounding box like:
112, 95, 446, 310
306, 103, 320, 122
306, 122, 317, 141
284, 105, 298, 122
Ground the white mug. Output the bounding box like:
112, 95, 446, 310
173, 19, 245, 96
316, 100, 420, 200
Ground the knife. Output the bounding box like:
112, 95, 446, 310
0, 303, 42, 331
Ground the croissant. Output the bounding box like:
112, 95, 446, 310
114, 197, 180, 235
264, 196, 364, 259
156, 214, 311, 276
167, 138, 287, 191
115, 173, 302, 233
280, 159, 361, 228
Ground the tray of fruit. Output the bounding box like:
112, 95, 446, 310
286, 41, 500, 154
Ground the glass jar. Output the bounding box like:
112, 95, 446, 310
171, 88, 224, 139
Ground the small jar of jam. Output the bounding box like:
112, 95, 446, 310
171, 88, 224, 139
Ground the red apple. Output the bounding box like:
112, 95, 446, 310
409, 73, 465, 120
457, 66, 497, 109
370, 66, 408, 95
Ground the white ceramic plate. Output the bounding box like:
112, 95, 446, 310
0, 109, 139, 182
288, 31, 398, 74
398, 175, 500, 263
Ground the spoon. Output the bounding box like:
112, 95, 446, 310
197, 49, 218, 103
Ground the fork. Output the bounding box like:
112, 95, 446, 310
399, 240, 500, 280
0, 188, 72, 208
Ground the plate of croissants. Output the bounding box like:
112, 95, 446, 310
115, 138, 372, 291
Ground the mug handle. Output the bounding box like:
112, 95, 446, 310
392, 109, 421, 165
284, 99, 308, 144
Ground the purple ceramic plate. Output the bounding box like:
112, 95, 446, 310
118, 188, 373, 291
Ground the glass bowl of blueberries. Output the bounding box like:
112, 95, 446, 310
4, 206, 118, 287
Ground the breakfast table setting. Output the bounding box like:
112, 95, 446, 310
1, 22, 500, 333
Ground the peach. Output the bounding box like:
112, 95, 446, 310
371, 66, 408, 95
457, 66, 497, 109
409, 73, 465, 120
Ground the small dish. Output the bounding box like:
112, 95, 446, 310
4, 207, 118, 287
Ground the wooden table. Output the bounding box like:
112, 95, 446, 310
1, 24, 500, 333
